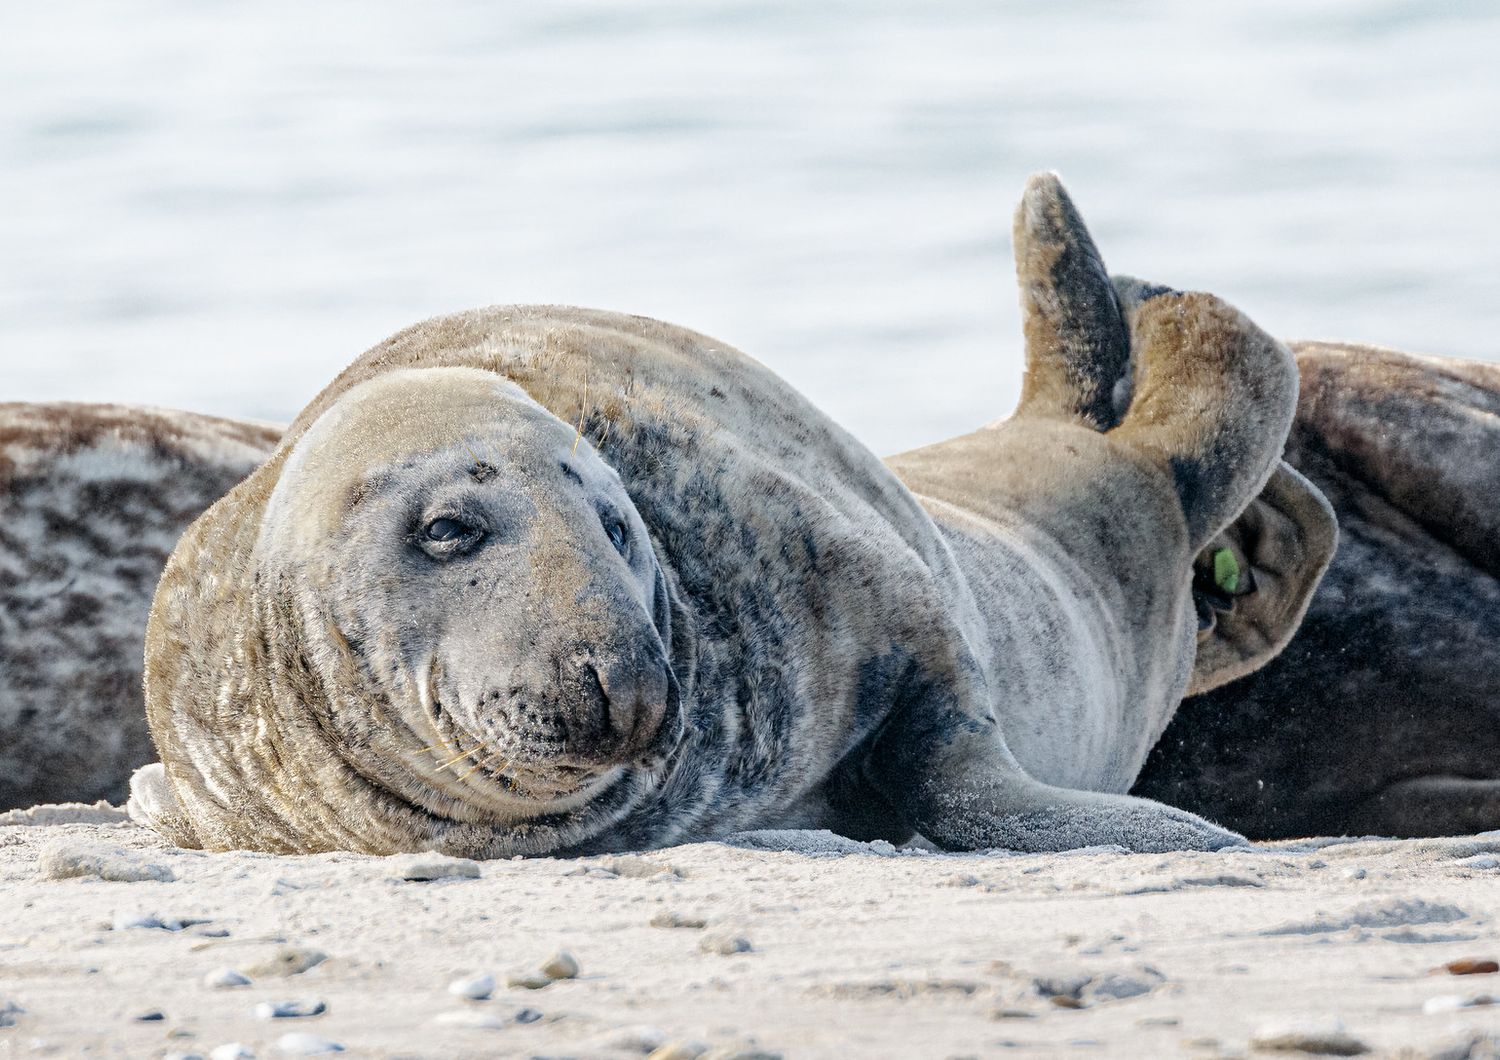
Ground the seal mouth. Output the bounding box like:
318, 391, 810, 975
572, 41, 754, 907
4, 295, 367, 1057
413, 654, 679, 807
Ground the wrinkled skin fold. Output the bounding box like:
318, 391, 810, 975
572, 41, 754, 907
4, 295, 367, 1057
134, 173, 1324, 857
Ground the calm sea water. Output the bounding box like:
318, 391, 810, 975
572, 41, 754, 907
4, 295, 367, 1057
3, 2, 1497, 454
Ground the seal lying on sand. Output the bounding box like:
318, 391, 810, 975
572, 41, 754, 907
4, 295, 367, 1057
1137, 346, 1500, 838
0, 403, 277, 810
132, 173, 1335, 856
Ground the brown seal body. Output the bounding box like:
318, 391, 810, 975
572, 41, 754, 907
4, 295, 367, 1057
0, 403, 277, 809
1136, 345, 1500, 838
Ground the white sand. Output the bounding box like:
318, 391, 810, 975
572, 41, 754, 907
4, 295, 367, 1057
3, 811, 1499, 1058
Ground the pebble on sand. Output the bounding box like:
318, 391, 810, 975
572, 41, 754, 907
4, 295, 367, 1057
589, 1025, 669, 1053
39, 843, 175, 883
275, 1032, 345, 1055
431, 1009, 508, 1030
112, 911, 205, 931
648, 1041, 710, 1060
506, 973, 554, 990
540, 951, 580, 980
389, 854, 481, 882
1423, 993, 1500, 1014
650, 911, 708, 929
1441, 958, 1499, 975
1249, 1019, 1370, 1055
246, 947, 328, 978
254, 1000, 328, 1019
203, 968, 252, 989
0, 1000, 24, 1028
134, 1009, 166, 1021
698, 933, 753, 956
447, 972, 495, 1000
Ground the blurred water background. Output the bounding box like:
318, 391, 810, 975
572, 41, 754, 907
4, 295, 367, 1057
3, 1, 1497, 454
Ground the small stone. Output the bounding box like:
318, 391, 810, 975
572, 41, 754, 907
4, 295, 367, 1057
112, 911, 167, 930
650, 911, 707, 929
540, 951, 580, 980
431, 1010, 507, 1030
698, 1050, 782, 1060
867, 839, 897, 855
506, 973, 553, 990
204, 968, 252, 989
591, 1025, 668, 1053
209, 1046, 255, 1060
389, 854, 480, 882
275, 1033, 344, 1056
111, 911, 208, 932
992, 1009, 1037, 1020
698, 933, 752, 956
1442, 958, 1500, 976
597, 855, 681, 878
254, 1000, 328, 1019
135, 1010, 166, 1022
649, 1041, 710, 1060
1423, 993, 1500, 1014
0, 1000, 24, 1028
1249, 1019, 1369, 1055
40, 843, 175, 883
1088, 969, 1164, 1002
247, 946, 328, 979
1050, 995, 1086, 1009
1138, 1016, 1181, 1027
448, 971, 495, 1000
514, 1007, 543, 1024
1034, 973, 1091, 1000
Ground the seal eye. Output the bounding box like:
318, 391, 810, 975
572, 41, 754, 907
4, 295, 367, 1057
425, 518, 470, 543
603, 514, 628, 556
417, 516, 483, 558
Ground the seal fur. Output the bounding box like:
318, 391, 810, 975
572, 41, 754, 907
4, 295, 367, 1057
0, 402, 278, 809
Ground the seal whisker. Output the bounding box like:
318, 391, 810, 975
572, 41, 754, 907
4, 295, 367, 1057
572, 353, 590, 454
434, 745, 475, 771
456, 748, 511, 783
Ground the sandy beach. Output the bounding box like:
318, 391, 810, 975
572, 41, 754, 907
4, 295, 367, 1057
2, 808, 1498, 1058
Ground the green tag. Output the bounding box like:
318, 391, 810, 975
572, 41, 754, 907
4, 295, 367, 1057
1213, 548, 1241, 594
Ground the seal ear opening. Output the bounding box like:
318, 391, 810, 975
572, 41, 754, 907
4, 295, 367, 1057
1186, 462, 1337, 696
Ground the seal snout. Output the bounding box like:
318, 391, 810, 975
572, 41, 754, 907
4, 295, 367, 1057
566, 652, 678, 767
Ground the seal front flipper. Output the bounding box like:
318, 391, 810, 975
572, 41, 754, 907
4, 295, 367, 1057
1187, 461, 1337, 696
868, 714, 1247, 853
126, 763, 203, 849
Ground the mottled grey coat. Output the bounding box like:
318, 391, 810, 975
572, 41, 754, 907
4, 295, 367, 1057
0, 404, 277, 809
1137, 345, 1500, 838
135, 175, 1328, 857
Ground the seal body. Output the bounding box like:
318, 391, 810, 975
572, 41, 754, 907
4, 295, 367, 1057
1135, 344, 1500, 838
139, 175, 1325, 856
0, 403, 278, 809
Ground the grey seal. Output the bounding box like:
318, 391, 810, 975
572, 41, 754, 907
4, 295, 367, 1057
1136, 345, 1500, 838
132, 173, 1331, 856
0, 402, 278, 809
